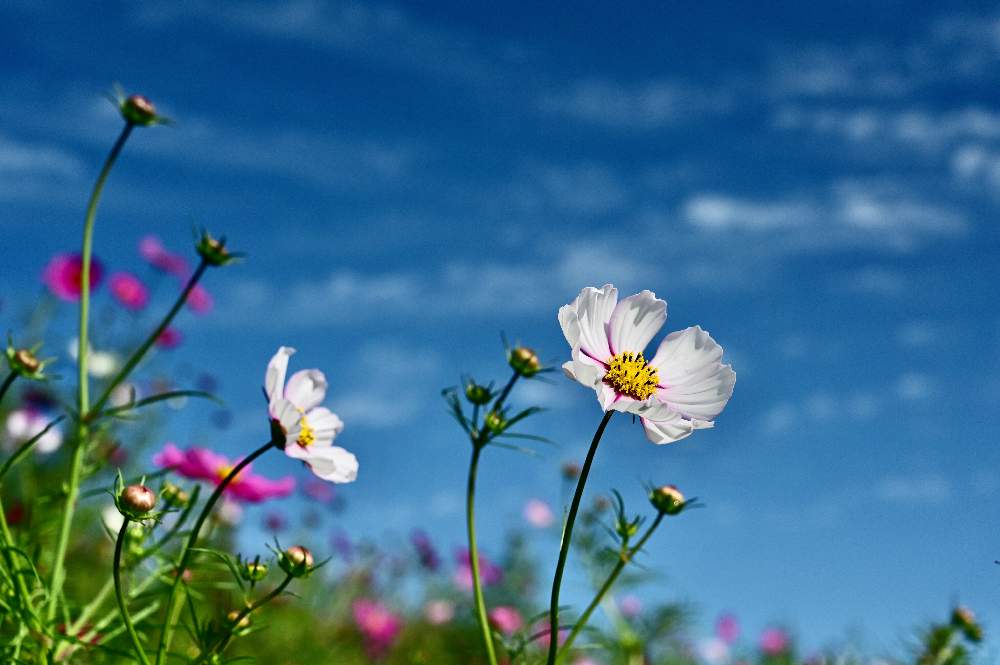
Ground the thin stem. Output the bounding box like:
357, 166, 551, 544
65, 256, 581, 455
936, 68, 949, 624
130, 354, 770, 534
48, 121, 134, 629
545, 409, 614, 665
90, 259, 210, 418
557, 512, 665, 660
199, 574, 294, 661
493, 371, 519, 413
466, 444, 499, 665
0, 372, 16, 405
0, 494, 40, 634
114, 520, 152, 665
154, 440, 275, 665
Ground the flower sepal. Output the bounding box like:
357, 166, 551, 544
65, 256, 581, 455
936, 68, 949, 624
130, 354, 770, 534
111, 86, 170, 127
112, 472, 171, 523
6, 334, 54, 381
647, 483, 698, 516
195, 228, 243, 268
273, 543, 324, 578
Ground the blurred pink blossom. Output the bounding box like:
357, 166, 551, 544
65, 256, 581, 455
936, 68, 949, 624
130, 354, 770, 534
353, 599, 402, 656
263, 512, 286, 532
716, 612, 740, 644
453, 548, 502, 591
488, 606, 523, 635
153, 443, 295, 503
619, 595, 642, 618
108, 272, 149, 310
156, 327, 183, 349
185, 283, 213, 314
303, 478, 336, 503
524, 498, 555, 528
42, 253, 103, 301
139, 235, 188, 276
424, 600, 454, 625
698, 637, 731, 665
760, 627, 790, 655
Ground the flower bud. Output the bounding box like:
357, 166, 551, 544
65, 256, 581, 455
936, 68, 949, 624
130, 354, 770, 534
6, 342, 47, 380
464, 381, 491, 406
483, 410, 506, 434
119, 484, 156, 519
196, 230, 240, 267
121, 94, 158, 126
508, 346, 541, 378
227, 610, 251, 630
951, 606, 982, 643
615, 518, 639, 540
279, 545, 314, 577
649, 485, 686, 515
561, 461, 581, 481
241, 560, 269, 583
161, 482, 190, 507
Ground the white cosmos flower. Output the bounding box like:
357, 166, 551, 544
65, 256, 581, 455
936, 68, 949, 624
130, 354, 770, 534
559, 284, 735, 444
4, 409, 63, 454
265, 346, 358, 483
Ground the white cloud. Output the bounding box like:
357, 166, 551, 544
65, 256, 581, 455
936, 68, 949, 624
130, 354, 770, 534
876, 473, 951, 504
540, 78, 732, 129
0, 134, 82, 177
841, 267, 907, 297
897, 321, 941, 348
896, 372, 934, 401
684, 194, 812, 232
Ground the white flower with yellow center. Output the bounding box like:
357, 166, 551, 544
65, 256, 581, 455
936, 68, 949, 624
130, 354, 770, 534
265, 346, 358, 483
559, 284, 735, 444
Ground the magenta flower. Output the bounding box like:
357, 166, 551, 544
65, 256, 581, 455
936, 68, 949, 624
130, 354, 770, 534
108, 272, 149, 311
156, 327, 183, 349
716, 612, 740, 644
453, 548, 502, 591
488, 606, 523, 636
352, 599, 402, 656
42, 253, 103, 301
759, 627, 790, 656
185, 283, 213, 314
139, 235, 189, 276
153, 443, 295, 503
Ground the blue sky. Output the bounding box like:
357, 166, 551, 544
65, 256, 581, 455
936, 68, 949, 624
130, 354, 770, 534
3, 0, 1000, 657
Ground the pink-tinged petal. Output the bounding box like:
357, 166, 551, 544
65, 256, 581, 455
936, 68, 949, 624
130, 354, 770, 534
607, 290, 666, 355
182, 446, 230, 481
108, 272, 149, 310
289, 445, 358, 484
596, 382, 618, 411
564, 349, 607, 389
641, 412, 713, 445
228, 474, 296, 503
650, 326, 736, 421
152, 442, 184, 468
42, 253, 104, 301
304, 407, 344, 445
284, 369, 327, 412
265, 347, 295, 406
608, 394, 679, 420
185, 283, 213, 314
139, 235, 189, 276
559, 284, 616, 360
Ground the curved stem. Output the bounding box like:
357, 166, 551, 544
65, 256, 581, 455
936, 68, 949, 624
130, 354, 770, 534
0, 372, 16, 405
557, 512, 664, 660
48, 121, 134, 628
154, 440, 275, 665
545, 409, 614, 665
466, 443, 499, 665
90, 259, 209, 418
492, 371, 519, 413
114, 520, 151, 665
199, 574, 294, 661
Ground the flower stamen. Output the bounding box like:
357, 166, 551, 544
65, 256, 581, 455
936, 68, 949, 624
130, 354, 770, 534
604, 351, 659, 400
297, 411, 315, 448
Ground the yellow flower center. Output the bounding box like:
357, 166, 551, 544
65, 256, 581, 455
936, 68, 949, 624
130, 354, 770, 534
296, 411, 315, 448
604, 351, 659, 401
218, 464, 239, 485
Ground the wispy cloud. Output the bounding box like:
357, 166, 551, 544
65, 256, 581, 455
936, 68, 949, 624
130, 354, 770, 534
875, 473, 951, 504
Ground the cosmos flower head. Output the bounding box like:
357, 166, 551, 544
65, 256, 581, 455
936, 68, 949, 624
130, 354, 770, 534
185, 283, 213, 314
488, 606, 523, 636
352, 599, 403, 656
523, 498, 555, 528
453, 548, 502, 591
139, 235, 189, 277
759, 627, 790, 655
108, 272, 149, 311
265, 346, 358, 484
42, 253, 103, 301
559, 284, 735, 444
153, 443, 295, 503
3, 408, 63, 454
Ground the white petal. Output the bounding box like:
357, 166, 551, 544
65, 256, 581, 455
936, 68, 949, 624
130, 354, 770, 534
596, 382, 618, 411
561, 284, 617, 361
305, 407, 344, 445
607, 290, 666, 355
564, 351, 606, 389
271, 398, 302, 440
284, 369, 328, 412
609, 396, 677, 420
291, 445, 358, 484
650, 326, 735, 421
641, 411, 700, 444
265, 346, 295, 407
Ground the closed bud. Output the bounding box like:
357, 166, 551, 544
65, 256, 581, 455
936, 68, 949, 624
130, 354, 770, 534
508, 346, 541, 377
6, 341, 48, 380
121, 94, 158, 126
161, 482, 189, 507
464, 381, 491, 406
649, 485, 686, 515
484, 410, 506, 434
120, 484, 156, 519
227, 610, 251, 630
241, 560, 269, 583
616, 518, 640, 540
561, 461, 581, 481
196, 230, 240, 267
279, 545, 314, 577
951, 606, 982, 643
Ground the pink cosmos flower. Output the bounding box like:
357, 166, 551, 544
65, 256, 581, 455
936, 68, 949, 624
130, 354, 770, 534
153, 443, 295, 503
424, 600, 455, 625
716, 612, 740, 644
42, 253, 103, 301
524, 498, 555, 528
619, 595, 642, 618
156, 327, 183, 349
266, 347, 358, 484
185, 283, 213, 314
488, 606, 523, 636
760, 627, 790, 655
108, 272, 149, 310
559, 284, 736, 444
453, 548, 502, 591
534, 623, 568, 648
352, 599, 402, 656
139, 235, 189, 276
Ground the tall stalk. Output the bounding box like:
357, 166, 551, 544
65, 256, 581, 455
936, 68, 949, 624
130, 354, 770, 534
114, 520, 152, 665
466, 443, 498, 665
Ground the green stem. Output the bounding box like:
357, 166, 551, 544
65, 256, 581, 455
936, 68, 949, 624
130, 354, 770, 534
114, 520, 151, 665
545, 409, 614, 665
154, 440, 275, 665
89, 259, 210, 419
0, 372, 16, 404
466, 443, 498, 665
556, 512, 664, 660
198, 574, 294, 661
492, 371, 519, 413
47, 121, 134, 629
